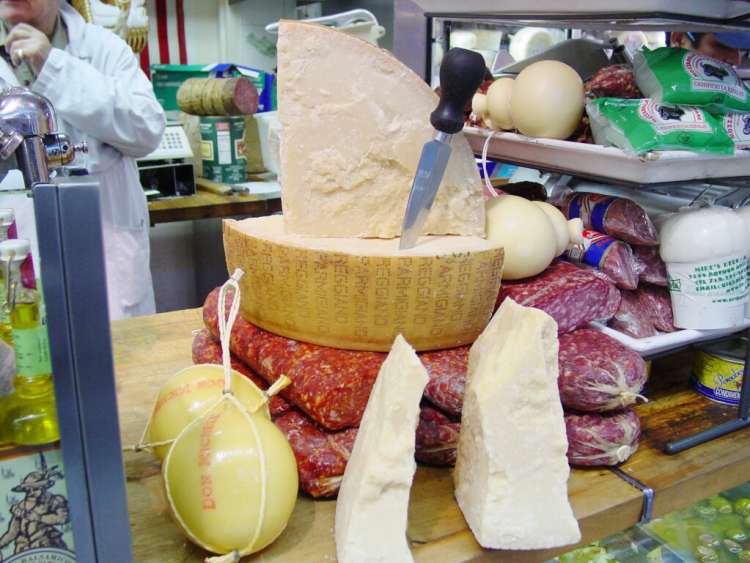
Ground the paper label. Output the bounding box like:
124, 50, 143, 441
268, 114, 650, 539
667, 255, 748, 306
567, 194, 616, 233
566, 229, 616, 268
12, 325, 51, 378
683, 52, 747, 102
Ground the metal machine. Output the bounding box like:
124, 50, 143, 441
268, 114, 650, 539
0, 87, 87, 186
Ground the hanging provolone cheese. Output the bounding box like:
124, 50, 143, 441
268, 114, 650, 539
335, 334, 428, 563
454, 298, 580, 550
223, 215, 504, 352
276, 21, 485, 238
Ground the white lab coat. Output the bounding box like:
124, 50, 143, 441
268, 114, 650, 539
0, 2, 165, 319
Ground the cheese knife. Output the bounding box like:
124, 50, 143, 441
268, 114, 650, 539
399, 48, 487, 250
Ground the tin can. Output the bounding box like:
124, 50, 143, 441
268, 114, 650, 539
692, 337, 746, 405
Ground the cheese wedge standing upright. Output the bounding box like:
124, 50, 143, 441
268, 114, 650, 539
335, 334, 429, 563
454, 298, 581, 550
276, 20, 485, 239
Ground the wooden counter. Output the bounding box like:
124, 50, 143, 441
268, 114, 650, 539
114, 310, 750, 562
147, 188, 281, 225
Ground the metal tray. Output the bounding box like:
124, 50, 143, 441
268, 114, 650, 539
464, 126, 750, 185
590, 319, 750, 357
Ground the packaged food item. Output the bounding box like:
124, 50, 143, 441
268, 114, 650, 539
558, 192, 659, 246
566, 229, 641, 290
639, 284, 676, 333
497, 261, 621, 334
586, 64, 642, 99
633, 245, 668, 286
724, 112, 750, 150
692, 337, 745, 406
274, 409, 356, 498
610, 290, 659, 338
660, 206, 749, 329
415, 405, 460, 467
564, 409, 641, 466
558, 329, 648, 412
633, 47, 750, 113
587, 98, 734, 155
191, 328, 291, 418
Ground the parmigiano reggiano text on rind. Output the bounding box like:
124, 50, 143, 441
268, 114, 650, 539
223, 216, 505, 352
277, 20, 485, 239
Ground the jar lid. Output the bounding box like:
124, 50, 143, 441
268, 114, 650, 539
0, 238, 29, 261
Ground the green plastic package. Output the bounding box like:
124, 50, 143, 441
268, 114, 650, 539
586, 98, 735, 155
634, 47, 750, 113
723, 112, 750, 150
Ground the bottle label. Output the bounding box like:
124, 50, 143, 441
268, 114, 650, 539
12, 325, 51, 378
566, 229, 616, 268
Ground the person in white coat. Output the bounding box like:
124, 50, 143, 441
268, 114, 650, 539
0, 0, 165, 319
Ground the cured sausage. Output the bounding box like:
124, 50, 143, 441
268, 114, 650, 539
498, 261, 621, 334
566, 229, 641, 290
415, 405, 461, 467
565, 409, 641, 466
609, 290, 658, 339
586, 65, 642, 99
274, 409, 357, 498
204, 288, 471, 430
190, 328, 291, 418
558, 328, 648, 412
632, 245, 668, 287
558, 192, 659, 246
639, 284, 675, 333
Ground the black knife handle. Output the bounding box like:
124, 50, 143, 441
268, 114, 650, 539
430, 48, 487, 134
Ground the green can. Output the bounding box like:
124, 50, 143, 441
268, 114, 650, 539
199, 116, 247, 184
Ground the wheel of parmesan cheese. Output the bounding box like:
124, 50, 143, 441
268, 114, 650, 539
223, 215, 505, 352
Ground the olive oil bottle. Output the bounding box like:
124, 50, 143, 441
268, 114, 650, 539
0, 239, 59, 445
0, 208, 16, 345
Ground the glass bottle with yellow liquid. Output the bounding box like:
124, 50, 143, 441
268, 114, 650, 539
0, 208, 16, 345
0, 238, 59, 445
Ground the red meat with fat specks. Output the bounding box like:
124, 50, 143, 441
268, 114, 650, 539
203, 288, 470, 430
274, 409, 356, 498
565, 409, 641, 466
639, 284, 675, 333
497, 261, 621, 334
586, 65, 642, 99
558, 328, 648, 412
415, 405, 461, 467
610, 289, 658, 339
632, 245, 668, 287
190, 328, 291, 418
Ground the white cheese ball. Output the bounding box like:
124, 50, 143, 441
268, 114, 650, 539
486, 195, 557, 280
660, 206, 748, 264
510, 61, 584, 139
486, 78, 515, 131
472, 92, 488, 118
533, 201, 569, 256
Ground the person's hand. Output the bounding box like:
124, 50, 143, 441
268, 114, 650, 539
5, 23, 52, 74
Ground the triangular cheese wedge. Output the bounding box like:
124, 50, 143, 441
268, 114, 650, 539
335, 334, 428, 563
277, 21, 485, 239
454, 298, 581, 550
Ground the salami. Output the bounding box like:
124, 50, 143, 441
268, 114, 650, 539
415, 405, 460, 467
565, 409, 641, 466
639, 284, 675, 333
191, 328, 291, 418
558, 192, 659, 246
498, 261, 621, 334
609, 285, 675, 338
632, 245, 668, 287
274, 409, 356, 498
420, 347, 468, 418
558, 328, 647, 412
566, 229, 641, 290
585, 64, 642, 99
203, 288, 471, 430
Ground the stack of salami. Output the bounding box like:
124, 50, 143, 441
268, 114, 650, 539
496, 259, 648, 466
556, 192, 677, 339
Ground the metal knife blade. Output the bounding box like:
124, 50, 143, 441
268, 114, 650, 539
398, 133, 452, 250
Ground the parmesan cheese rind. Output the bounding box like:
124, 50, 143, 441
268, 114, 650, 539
277, 20, 485, 239
454, 298, 581, 549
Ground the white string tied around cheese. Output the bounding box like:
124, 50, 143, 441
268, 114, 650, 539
481, 130, 500, 199
218, 268, 244, 396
